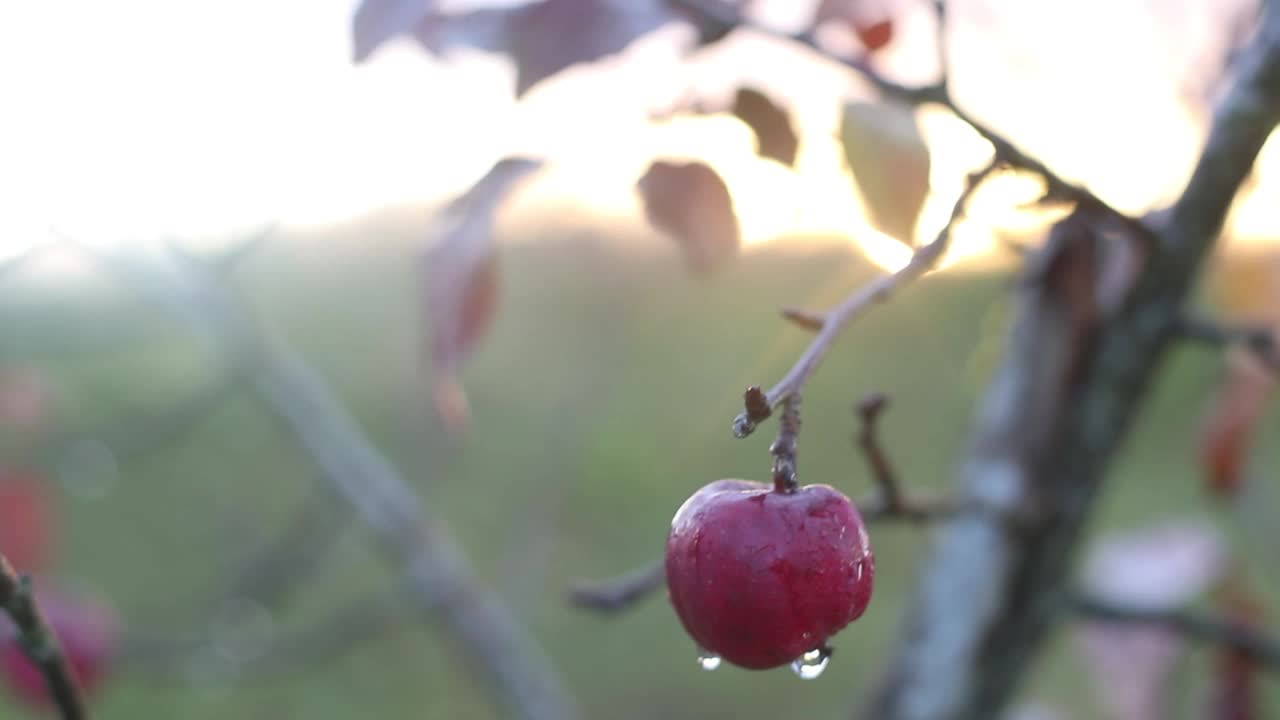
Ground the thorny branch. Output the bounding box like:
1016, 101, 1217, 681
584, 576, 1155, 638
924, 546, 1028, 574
1074, 594, 1280, 672
0, 554, 89, 720
733, 157, 1001, 437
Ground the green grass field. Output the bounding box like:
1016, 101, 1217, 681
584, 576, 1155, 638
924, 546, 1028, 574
1, 214, 1276, 719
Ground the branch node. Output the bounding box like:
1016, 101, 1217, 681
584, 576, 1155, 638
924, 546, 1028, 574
733, 385, 772, 438
781, 307, 826, 332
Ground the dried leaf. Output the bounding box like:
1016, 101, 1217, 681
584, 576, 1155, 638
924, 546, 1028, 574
731, 87, 799, 166
1198, 348, 1273, 498
1073, 519, 1227, 720
423, 156, 544, 434
357, 0, 688, 97
840, 101, 931, 245
636, 160, 740, 275
352, 0, 438, 62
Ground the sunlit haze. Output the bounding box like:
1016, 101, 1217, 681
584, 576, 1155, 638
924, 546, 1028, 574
2, 0, 1276, 273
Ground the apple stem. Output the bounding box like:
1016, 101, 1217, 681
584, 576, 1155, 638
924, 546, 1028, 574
770, 395, 802, 493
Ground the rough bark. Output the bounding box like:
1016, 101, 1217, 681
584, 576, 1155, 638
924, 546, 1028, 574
863, 6, 1280, 719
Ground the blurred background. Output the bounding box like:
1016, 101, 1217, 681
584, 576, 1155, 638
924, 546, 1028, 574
2, 0, 1279, 717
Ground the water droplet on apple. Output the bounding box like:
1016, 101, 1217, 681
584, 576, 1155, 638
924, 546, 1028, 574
791, 646, 830, 679
696, 649, 721, 671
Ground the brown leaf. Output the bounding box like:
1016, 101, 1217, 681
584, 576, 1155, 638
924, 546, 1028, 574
840, 101, 931, 245
1197, 347, 1273, 499
1209, 581, 1265, 720
357, 0, 693, 98
636, 160, 741, 275
423, 156, 543, 434
731, 87, 799, 166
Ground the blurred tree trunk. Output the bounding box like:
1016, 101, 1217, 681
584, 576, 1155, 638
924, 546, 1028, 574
863, 7, 1280, 719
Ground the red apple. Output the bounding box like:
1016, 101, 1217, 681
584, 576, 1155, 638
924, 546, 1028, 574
665, 479, 874, 671
0, 582, 118, 708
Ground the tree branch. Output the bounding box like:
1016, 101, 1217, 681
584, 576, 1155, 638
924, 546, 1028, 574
1073, 594, 1280, 672
1178, 313, 1279, 370
569, 561, 665, 614
0, 555, 89, 720
733, 159, 1000, 437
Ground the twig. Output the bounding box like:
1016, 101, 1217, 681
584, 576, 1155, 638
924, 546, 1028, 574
569, 561, 665, 613
1178, 313, 1278, 369
732, 158, 1000, 437
1073, 594, 1280, 671
769, 394, 802, 492
855, 392, 960, 523
0, 555, 89, 720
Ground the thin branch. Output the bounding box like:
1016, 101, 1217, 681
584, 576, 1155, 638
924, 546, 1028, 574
732, 158, 1000, 437
854, 392, 960, 523
0, 555, 89, 720
669, 0, 1154, 249
569, 561, 665, 614
1073, 594, 1280, 671
1178, 313, 1278, 369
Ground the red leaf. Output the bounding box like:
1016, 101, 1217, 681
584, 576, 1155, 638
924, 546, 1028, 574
731, 87, 799, 167
0, 469, 55, 574
637, 160, 741, 275
1197, 348, 1273, 499
423, 157, 543, 434
840, 101, 931, 245
816, 1, 894, 53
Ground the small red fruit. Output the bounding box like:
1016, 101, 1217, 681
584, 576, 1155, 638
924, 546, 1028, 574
0, 469, 56, 574
665, 479, 874, 671
855, 19, 894, 53
0, 583, 119, 708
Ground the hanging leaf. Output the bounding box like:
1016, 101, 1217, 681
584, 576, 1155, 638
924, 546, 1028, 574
355, 0, 716, 98
637, 160, 741, 275
840, 101, 931, 245
0, 468, 56, 573
1197, 348, 1273, 498
731, 87, 799, 166
352, 0, 438, 62
423, 156, 544, 435
1072, 520, 1227, 720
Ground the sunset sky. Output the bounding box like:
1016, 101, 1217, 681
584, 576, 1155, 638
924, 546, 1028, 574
2, 0, 1276, 270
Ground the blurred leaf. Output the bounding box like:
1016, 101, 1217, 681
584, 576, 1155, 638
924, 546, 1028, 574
637, 160, 741, 275
1073, 519, 1227, 720
1197, 349, 1272, 499
423, 157, 544, 434
352, 0, 438, 62
840, 101, 930, 245
0, 468, 56, 574
357, 0, 696, 97
817, 0, 895, 53
731, 87, 799, 166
